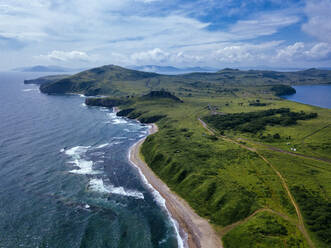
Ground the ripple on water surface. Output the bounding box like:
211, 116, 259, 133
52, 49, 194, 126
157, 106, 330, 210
0, 72, 180, 248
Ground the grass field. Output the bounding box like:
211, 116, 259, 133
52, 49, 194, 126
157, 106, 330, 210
39, 65, 331, 247
120, 94, 331, 247
222, 211, 309, 248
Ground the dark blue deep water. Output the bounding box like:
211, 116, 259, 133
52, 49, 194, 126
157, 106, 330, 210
0, 72, 181, 248
283, 85, 331, 109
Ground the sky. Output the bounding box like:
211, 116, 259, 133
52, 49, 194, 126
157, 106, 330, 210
0, 0, 331, 70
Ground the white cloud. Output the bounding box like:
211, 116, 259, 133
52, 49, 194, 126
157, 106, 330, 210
276, 42, 305, 59
304, 43, 331, 60
130, 48, 202, 65
39, 50, 89, 62
216, 46, 253, 63
215, 41, 282, 63
302, 0, 331, 42
230, 11, 300, 38
131, 48, 170, 63
275, 42, 331, 61
0, 0, 330, 69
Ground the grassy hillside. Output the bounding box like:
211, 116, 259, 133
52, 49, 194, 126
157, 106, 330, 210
38, 65, 331, 97
24, 74, 69, 85
37, 65, 331, 248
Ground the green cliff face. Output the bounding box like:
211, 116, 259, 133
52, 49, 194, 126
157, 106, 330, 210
85, 97, 130, 108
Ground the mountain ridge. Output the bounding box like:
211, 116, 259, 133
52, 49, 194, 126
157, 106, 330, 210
37, 64, 331, 96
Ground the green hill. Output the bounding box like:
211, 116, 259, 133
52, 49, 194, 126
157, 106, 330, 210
24, 75, 69, 85
40, 65, 160, 96
39, 65, 331, 97
35, 65, 331, 247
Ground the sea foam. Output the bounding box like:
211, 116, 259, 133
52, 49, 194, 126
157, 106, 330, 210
128, 140, 185, 248
113, 137, 127, 140
88, 178, 144, 199
95, 143, 109, 149
107, 113, 127, 124
65, 146, 101, 175
99, 107, 108, 112
22, 89, 39, 92
68, 159, 101, 175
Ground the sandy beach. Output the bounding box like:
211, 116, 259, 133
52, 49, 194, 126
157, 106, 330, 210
129, 124, 223, 248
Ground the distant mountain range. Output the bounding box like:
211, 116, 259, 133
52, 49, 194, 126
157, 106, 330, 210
13, 65, 83, 73
236, 66, 331, 72
130, 65, 218, 74
130, 65, 331, 74
12, 64, 331, 74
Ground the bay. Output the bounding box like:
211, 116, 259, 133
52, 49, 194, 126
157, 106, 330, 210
283, 85, 331, 109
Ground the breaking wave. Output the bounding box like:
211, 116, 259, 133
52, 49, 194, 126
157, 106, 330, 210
88, 178, 144, 199
64, 146, 101, 175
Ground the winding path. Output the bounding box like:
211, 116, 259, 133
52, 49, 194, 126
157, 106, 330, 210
198, 118, 315, 248
219, 208, 293, 236
239, 137, 331, 164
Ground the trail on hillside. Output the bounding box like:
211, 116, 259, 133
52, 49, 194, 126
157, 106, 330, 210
199, 118, 331, 164
219, 208, 293, 236
198, 118, 315, 248
300, 123, 331, 145
239, 137, 331, 164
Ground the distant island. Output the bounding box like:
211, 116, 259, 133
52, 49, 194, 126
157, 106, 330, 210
130, 65, 218, 74
13, 65, 82, 73
30, 65, 331, 248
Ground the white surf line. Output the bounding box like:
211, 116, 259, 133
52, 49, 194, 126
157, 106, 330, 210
108, 108, 186, 247
128, 137, 187, 248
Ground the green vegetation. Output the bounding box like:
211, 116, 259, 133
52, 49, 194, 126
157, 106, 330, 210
223, 211, 309, 248
24, 74, 69, 85
38, 65, 331, 96
271, 85, 296, 96
36, 65, 331, 247
142, 126, 264, 225
249, 99, 269, 106
85, 97, 129, 108
203, 108, 317, 134
116, 108, 135, 116
258, 150, 331, 247
292, 186, 331, 244
142, 90, 183, 102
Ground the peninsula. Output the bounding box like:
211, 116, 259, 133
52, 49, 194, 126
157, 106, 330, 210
36, 65, 331, 248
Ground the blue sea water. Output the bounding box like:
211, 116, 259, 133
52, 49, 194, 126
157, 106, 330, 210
283, 85, 331, 109
0, 72, 181, 248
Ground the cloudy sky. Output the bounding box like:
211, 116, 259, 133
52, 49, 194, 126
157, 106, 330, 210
0, 0, 331, 70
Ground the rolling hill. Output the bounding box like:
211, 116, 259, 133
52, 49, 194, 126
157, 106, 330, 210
33, 64, 331, 248
38, 65, 331, 97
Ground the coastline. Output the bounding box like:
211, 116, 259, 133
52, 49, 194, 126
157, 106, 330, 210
129, 123, 223, 248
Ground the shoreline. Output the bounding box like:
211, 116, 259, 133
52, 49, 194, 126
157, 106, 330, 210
128, 124, 223, 248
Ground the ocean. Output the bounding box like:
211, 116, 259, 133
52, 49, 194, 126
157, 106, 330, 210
0, 72, 180, 248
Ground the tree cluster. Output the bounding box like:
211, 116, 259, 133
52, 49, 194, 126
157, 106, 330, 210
203, 108, 317, 134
